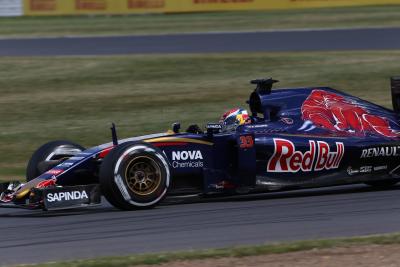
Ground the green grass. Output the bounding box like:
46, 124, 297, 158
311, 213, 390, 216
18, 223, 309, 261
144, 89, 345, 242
1, 5, 400, 37
19, 232, 400, 267
0, 50, 398, 181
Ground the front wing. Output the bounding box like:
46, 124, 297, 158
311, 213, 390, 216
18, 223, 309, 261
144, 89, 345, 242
0, 183, 101, 211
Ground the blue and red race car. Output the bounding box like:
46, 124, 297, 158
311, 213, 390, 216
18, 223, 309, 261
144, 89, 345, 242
1, 77, 400, 211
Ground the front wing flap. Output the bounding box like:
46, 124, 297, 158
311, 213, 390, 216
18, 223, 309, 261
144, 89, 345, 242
0, 183, 101, 211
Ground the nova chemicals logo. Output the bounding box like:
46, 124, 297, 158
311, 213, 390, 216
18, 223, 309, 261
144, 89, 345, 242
171, 150, 203, 168
267, 138, 344, 173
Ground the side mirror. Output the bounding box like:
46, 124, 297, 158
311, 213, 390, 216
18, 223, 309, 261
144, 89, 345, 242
172, 122, 181, 133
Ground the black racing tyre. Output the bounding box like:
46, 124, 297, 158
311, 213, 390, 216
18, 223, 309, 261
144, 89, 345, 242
26, 140, 85, 182
365, 179, 399, 188
99, 142, 170, 210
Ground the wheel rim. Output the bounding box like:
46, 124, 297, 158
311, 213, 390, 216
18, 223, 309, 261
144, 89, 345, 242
125, 156, 162, 196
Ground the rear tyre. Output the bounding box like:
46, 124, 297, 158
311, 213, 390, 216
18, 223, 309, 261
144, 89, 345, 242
26, 140, 85, 181
99, 142, 170, 210
365, 179, 399, 188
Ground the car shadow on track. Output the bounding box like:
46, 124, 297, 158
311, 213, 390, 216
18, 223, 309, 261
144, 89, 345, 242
1, 184, 399, 218
0, 206, 117, 218
167, 184, 400, 205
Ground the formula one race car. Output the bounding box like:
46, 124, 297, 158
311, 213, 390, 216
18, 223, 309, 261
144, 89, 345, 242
1, 77, 400, 211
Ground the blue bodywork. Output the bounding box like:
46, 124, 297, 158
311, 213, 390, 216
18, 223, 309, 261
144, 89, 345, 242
10, 84, 400, 202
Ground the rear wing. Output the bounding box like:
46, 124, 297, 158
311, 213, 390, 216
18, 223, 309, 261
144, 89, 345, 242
391, 77, 400, 113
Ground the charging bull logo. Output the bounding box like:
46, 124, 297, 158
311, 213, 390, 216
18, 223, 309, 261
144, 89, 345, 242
301, 90, 399, 138
267, 138, 344, 173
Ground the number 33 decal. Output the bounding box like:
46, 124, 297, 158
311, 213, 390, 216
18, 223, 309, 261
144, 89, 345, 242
239, 135, 254, 149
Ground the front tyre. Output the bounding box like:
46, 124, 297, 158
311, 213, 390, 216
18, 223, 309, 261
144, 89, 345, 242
26, 140, 85, 181
99, 142, 170, 210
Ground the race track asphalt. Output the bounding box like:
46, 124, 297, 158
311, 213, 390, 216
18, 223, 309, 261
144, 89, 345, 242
1, 184, 400, 265
0, 27, 400, 56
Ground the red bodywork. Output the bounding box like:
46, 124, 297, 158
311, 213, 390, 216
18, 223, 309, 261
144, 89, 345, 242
301, 90, 399, 138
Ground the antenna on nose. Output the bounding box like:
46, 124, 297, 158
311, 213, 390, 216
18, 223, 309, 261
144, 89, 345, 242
111, 123, 118, 146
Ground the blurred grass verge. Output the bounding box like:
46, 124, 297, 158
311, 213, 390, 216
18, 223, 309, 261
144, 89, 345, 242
22, 232, 400, 267
0, 5, 400, 37
0, 50, 398, 181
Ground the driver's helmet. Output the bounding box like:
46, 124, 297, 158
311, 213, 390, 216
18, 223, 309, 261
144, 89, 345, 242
220, 108, 251, 131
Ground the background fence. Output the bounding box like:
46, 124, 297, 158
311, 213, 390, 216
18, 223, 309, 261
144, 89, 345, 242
0, 0, 22, 16
0, 0, 400, 16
